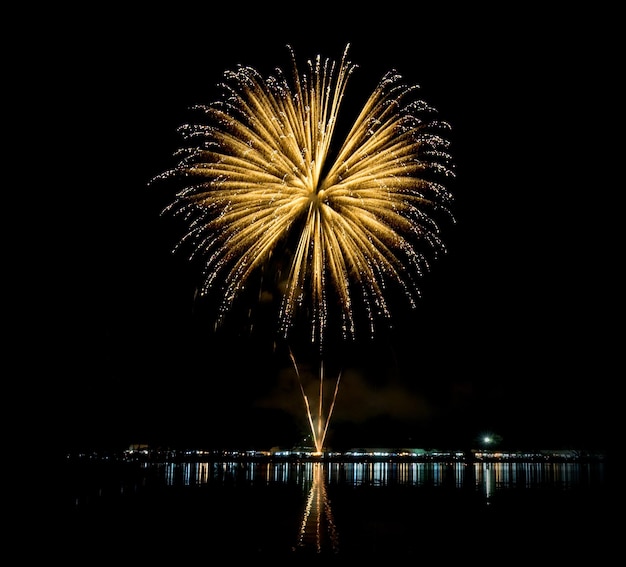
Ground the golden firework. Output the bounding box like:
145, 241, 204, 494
152, 44, 455, 453
153, 44, 454, 350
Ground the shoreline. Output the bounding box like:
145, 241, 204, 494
65, 446, 608, 464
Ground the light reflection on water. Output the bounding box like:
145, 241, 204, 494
152, 459, 606, 554
473, 460, 604, 497
295, 462, 340, 554
158, 459, 605, 495
65, 458, 608, 557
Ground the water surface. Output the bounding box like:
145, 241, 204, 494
60, 457, 610, 559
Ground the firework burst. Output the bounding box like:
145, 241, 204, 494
151, 44, 455, 451
153, 43, 454, 349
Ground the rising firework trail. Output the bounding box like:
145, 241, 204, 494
289, 348, 342, 453
151, 44, 455, 451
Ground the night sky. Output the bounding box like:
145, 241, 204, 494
32, 6, 617, 456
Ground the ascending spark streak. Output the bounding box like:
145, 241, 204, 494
289, 348, 341, 454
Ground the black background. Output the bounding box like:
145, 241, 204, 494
25, 5, 618, 456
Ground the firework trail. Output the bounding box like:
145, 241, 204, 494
151, 44, 455, 451
289, 348, 342, 454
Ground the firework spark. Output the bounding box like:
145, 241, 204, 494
151, 44, 455, 451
